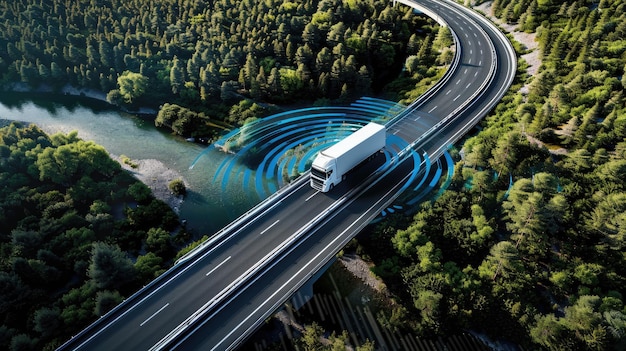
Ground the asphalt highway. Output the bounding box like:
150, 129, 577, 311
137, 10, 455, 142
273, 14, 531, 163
58, 173, 351, 350
171, 0, 516, 349
57, 0, 516, 350
171, 152, 418, 350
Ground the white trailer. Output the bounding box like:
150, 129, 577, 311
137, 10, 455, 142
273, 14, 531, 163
310, 122, 386, 192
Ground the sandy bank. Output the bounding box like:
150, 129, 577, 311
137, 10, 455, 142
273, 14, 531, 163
112, 155, 186, 214
339, 253, 389, 296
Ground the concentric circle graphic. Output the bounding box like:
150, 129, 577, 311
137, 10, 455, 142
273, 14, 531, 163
193, 97, 455, 218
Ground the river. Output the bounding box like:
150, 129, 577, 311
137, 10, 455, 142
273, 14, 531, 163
0, 92, 258, 235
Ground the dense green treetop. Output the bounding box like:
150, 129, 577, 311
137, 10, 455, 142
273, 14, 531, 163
360, 0, 626, 349
7, 0, 624, 348
0, 122, 181, 350
0, 0, 445, 349
0, 0, 435, 114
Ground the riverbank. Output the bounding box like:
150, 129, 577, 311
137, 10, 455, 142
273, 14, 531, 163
1, 119, 185, 214
4, 82, 158, 114
112, 155, 186, 214
1, 86, 184, 213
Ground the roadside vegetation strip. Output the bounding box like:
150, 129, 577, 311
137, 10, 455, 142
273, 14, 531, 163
387, 12, 460, 128
392, 1, 502, 164
386, 0, 466, 135
421, 2, 516, 162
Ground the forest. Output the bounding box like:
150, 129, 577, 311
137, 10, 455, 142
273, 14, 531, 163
0, 123, 183, 350
0, 0, 443, 138
1, 0, 625, 349
0, 0, 441, 350
354, 0, 626, 350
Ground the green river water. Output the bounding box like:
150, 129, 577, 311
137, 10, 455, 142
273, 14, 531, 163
0, 92, 256, 235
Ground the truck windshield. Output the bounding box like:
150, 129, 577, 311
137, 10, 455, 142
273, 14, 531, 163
311, 166, 327, 179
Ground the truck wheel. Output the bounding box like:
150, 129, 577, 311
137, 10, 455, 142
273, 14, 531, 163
330, 183, 334, 190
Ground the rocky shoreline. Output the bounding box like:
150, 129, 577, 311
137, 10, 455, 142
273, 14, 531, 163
112, 155, 186, 214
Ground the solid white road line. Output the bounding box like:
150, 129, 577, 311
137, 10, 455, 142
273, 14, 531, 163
260, 220, 280, 235
305, 192, 318, 202
206, 256, 232, 277
140, 303, 170, 327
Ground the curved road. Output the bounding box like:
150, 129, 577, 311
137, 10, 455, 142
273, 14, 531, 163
57, 1, 515, 350
171, 1, 516, 349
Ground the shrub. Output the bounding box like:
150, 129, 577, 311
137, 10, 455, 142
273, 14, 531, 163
168, 179, 186, 196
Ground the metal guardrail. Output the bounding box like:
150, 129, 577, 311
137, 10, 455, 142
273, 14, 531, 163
175, 172, 310, 264
390, 0, 497, 162
385, 8, 461, 129
214, 4, 518, 346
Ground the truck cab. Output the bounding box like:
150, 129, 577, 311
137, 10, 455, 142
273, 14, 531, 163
310, 152, 337, 192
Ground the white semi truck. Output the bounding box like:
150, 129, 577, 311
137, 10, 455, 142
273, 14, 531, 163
310, 122, 386, 192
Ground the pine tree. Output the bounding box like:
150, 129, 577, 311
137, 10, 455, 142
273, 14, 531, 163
170, 56, 185, 94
